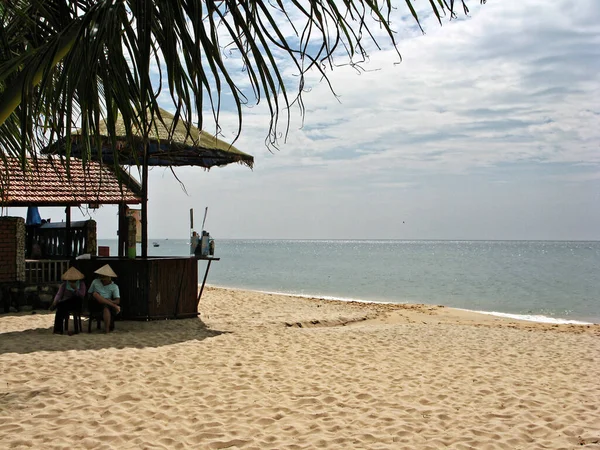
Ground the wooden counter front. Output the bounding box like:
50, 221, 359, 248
73, 257, 198, 320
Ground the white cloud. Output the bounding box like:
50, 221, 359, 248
24, 0, 600, 241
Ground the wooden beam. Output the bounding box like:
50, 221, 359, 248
118, 203, 125, 257
65, 206, 71, 257
141, 144, 149, 258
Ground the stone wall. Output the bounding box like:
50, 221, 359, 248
85, 219, 97, 256
0, 216, 25, 283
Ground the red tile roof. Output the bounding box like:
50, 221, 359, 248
0, 158, 142, 206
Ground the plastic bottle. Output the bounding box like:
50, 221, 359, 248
200, 231, 210, 256
190, 231, 200, 255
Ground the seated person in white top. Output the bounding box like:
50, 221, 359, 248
88, 264, 121, 333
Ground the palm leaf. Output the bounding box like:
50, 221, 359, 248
0, 0, 483, 169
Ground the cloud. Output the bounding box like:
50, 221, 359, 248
205, 0, 598, 179
150, 0, 600, 180
28, 0, 599, 240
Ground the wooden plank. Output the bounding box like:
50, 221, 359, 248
72, 257, 198, 320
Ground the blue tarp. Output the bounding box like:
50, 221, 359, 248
26, 206, 42, 226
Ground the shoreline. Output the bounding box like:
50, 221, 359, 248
206, 283, 598, 326
203, 286, 600, 337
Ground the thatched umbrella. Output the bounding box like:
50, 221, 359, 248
45, 108, 253, 168
44, 108, 253, 256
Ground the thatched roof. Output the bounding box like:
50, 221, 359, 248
43, 108, 254, 169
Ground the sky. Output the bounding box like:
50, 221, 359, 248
6, 0, 600, 240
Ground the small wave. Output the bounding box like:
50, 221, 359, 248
208, 284, 596, 325
464, 309, 593, 325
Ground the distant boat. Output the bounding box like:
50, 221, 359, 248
153, 242, 160, 247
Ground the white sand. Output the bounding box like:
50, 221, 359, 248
1, 286, 599, 449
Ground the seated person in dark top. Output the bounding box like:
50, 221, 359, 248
50, 267, 86, 335
88, 264, 121, 333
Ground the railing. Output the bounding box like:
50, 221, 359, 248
25, 259, 70, 284
27, 220, 96, 259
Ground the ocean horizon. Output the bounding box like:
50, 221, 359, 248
98, 238, 600, 325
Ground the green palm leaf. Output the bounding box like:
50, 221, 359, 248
0, 0, 482, 166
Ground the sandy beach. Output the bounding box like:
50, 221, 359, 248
1, 287, 599, 449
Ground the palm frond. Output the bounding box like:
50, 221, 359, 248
0, 0, 483, 167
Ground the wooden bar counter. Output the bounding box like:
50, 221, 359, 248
73, 257, 198, 320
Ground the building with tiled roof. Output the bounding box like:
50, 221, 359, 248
0, 158, 142, 206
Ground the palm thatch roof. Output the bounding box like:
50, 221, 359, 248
43, 108, 254, 169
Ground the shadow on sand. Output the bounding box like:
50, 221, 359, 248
0, 310, 228, 355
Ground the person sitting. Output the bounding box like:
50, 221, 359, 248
88, 264, 121, 333
50, 267, 86, 335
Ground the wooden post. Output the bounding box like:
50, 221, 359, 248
65, 206, 71, 257
127, 215, 137, 259
141, 144, 148, 258
118, 203, 125, 257
85, 220, 97, 256
197, 257, 220, 303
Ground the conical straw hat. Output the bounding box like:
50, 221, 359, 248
94, 264, 117, 278
62, 266, 85, 281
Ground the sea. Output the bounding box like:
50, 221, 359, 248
98, 239, 600, 325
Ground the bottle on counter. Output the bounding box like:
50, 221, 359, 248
200, 231, 210, 256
